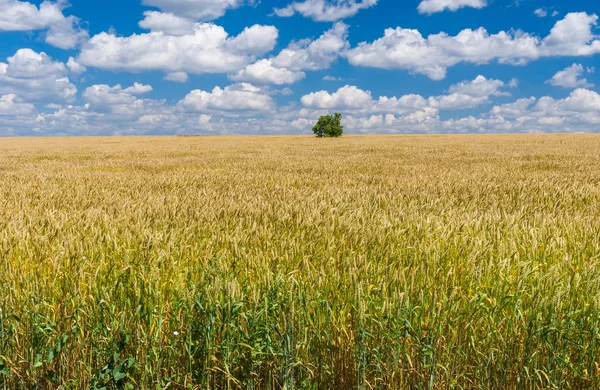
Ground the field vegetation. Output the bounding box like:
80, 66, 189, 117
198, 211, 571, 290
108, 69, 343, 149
1, 135, 600, 389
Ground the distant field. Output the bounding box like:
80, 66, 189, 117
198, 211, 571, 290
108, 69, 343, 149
2, 135, 600, 389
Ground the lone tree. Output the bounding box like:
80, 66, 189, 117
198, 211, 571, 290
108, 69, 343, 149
312, 113, 343, 138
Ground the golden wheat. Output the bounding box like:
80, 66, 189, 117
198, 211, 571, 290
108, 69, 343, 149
1, 135, 600, 389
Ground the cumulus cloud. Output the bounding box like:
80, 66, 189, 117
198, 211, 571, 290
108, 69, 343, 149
273, 0, 377, 22
139, 11, 195, 35
300, 75, 511, 113
490, 98, 536, 117
374, 94, 428, 113
142, 0, 242, 21
77, 23, 278, 76
547, 64, 594, 88
535, 8, 559, 18
426, 76, 516, 110
230, 59, 306, 85
271, 22, 349, 71
226, 23, 349, 84
0, 94, 35, 115
346, 13, 600, 80
6, 86, 600, 136
430, 93, 489, 110
534, 88, 600, 114
338, 88, 600, 133
483, 89, 600, 132
179, 83, 275, 112
540, 13, 600, 56
66, 57, 86, 74
81, 83, 162, 116
164, 72, 189, 83
0, 49, 77, 102
0, 0, 87, 49
83, 83, 153, 106
417, 0, 487, 14
301, 85, 373, 109
448, 75, 510, 97
227, 25, 280, 55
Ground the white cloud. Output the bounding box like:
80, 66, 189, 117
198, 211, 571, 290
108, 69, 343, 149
374, 94, 428, 113
422, 76, 510, 110
429, 93, 488, 110
333, 107, 443, 133
77, 23, 278, 75
124, 83, 154, 94
0, 49, 77, 102
227, 25, 280, 55
323, 75, 344, 81
301, 85, 373, 109
142, 0, 242, 21
300, 75, 511, 112
230, 59, 306, 85
534, 8, 560, 18
340, 88, 600, 133
271, 22, 349, 71
82, 83, 156, 115
448, 75, 509, 97
179, 83, 275, 112
346, 13, 600, 80
540, 13, 600, 56
6, 85, 600, 136
276, 87, 294, 96
0, 94, 34, 115
27, 83, 166, 131
0, 0, 87, 49
483, 89, 600, 132
139, 11, 195, 35
273, 0, 377, 22
164, 72, 189, 83
490, 97, 536, 117
66, 57, 86, 74
81, 18, 342, 84
547, 63, 594, 88
534, 88, 600, 113
418, 0, 487, 14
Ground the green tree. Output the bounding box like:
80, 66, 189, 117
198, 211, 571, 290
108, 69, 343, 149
312, 113, 344, 138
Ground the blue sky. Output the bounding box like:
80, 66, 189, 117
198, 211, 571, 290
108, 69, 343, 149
0, 0, 599, 135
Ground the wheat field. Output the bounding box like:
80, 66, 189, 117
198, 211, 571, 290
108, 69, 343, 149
1, 135, 600, 389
